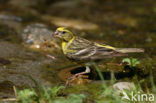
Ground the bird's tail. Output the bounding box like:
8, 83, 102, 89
116, 48, 144, 53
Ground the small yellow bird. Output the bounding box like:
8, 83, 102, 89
53, 27, 144, 78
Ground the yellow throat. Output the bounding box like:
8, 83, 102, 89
62, 36, 75, 54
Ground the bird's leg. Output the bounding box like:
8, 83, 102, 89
65, 66, 91, 87
70, 66, 90, 79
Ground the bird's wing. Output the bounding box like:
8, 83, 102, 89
66, 37, 126, 60
89, 45, 126, 60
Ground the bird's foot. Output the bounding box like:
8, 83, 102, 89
65, 66, 90, 87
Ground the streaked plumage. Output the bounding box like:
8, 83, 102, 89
53, 27, 144, 61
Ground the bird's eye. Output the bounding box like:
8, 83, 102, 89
62, 31, 66, 34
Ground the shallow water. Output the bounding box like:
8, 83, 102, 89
0, 0, 156, 100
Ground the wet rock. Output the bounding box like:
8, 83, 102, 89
22, 23, 59, 51
0, 41, 54, 98
22, 23, 52, 44
113, 82, 136, 93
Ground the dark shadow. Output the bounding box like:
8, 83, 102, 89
70, 65, 149, 80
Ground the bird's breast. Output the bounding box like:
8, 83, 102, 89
61, 37, 76, 55
62, 42, 68, 54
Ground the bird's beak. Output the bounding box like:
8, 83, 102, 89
52, 31, 59, 37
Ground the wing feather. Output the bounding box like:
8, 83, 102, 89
66, 37, 125, 60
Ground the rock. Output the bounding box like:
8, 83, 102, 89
22, 23, 60, 51
22, 23, 53, 44
113, 82, 136, 93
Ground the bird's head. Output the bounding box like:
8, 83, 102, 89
53, 27, 74, 42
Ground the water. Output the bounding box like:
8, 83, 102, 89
0, 0, 156, 100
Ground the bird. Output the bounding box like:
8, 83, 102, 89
52, 27, 144, 81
